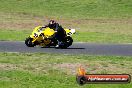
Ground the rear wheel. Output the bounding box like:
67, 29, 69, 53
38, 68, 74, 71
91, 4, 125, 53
25, 37, 35, 47
59, 36, 73, 49
64, 36, 73, 47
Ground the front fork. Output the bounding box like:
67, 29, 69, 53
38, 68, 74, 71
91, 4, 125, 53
31, 33, 45, 43
31, 34, 51, 46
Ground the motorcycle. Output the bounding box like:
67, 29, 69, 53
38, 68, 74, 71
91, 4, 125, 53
25, 26, 75, 48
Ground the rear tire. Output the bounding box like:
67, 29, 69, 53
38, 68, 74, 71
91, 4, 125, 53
59, 36, 73, 49
64, 36, 73, 47
25, 37, 35, 47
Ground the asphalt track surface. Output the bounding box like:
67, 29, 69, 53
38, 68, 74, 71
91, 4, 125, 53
0, 41, 132, 56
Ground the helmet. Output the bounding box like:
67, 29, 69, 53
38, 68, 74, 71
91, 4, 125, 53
49, 20, 56, 25
48, 20, 56, 28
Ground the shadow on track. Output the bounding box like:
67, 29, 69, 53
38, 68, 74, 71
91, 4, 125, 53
41, 47, 85, 49
65, 48, 85, 49
55, 48, 85, 49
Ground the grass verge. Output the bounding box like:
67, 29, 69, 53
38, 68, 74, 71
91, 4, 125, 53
0, 52, 132, 88
0, 0, 132, 43
0, 30, 30, 41
1, 29, 132, 43
0, 0, 132, 19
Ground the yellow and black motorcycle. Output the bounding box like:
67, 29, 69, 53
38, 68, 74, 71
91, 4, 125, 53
25, 26, 75, 48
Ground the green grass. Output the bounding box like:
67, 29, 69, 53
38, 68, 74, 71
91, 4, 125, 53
73, 31, 132, 43
1, 29, 132, 43
0, 1, 132, 88
0, 29, 30, 41
0, 0, 132, 43
0, 52, 132, 88
0, 0, 131, 19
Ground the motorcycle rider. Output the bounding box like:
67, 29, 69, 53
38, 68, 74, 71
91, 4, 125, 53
42, 20, 66, 47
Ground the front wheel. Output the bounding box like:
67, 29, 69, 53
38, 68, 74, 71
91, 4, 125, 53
25, 37, 35, 47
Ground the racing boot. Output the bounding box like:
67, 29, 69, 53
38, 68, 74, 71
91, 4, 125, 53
55, 41, 62, 48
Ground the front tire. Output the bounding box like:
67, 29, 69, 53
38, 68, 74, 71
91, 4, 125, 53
25, 37, 35, 47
